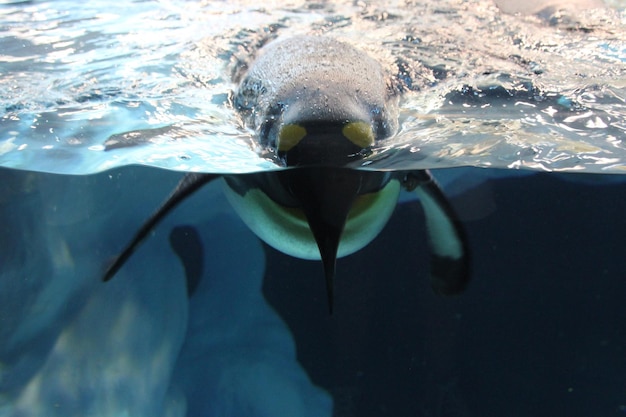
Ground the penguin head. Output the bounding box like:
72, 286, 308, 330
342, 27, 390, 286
274, 119, 374, 166
259, 90, 393, 167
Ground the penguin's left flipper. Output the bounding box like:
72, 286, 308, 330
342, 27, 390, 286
403, 171, 470, 295
102, 173, 218, 282
169, 225, 204, 297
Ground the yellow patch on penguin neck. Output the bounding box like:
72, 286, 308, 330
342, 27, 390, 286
342, 121, 375, 148
278, 124, 307, 152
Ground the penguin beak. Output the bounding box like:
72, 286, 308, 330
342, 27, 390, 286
284, 167, 363, 314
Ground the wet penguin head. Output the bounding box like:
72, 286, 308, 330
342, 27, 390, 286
236, 35, 399, 168
269, 94, 383, 167
275, 119, 374, 167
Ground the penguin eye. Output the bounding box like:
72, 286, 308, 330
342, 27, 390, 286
277, 124, 307, 152
341, 121, 375, 148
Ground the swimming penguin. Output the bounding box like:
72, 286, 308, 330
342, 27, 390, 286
103, 36, 470, 313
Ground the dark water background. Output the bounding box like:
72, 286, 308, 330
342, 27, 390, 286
264, 171, 626, 417
0, 163, 624, 416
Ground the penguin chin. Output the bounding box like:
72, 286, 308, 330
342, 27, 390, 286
222, 178, 401, 260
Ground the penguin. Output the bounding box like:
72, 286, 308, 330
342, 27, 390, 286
234, 35, 399, 167
103, 36, 470, 313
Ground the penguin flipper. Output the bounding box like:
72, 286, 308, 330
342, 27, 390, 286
403, 171, 470, 295
102, 173, 218, 282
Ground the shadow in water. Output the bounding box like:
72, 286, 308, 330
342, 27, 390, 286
264, 171, 626, 417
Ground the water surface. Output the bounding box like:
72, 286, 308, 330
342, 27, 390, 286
1, 0, 624, 174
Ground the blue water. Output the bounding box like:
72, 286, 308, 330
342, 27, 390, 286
1, 1, 626, 417
2, 164, 625, 417
0, 0, 625, 174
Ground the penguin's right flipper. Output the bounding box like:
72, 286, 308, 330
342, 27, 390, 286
102, 173, 218, 282
403, 171, 470, 295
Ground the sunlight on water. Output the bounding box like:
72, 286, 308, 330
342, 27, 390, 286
0, 0, 624, 174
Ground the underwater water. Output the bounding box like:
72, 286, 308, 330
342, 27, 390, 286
2, 165, 626, 417
0, 1, 626, 417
